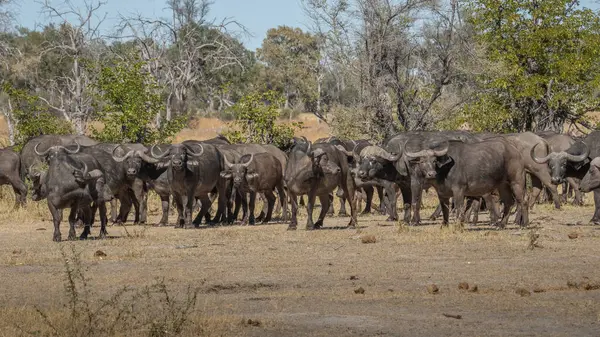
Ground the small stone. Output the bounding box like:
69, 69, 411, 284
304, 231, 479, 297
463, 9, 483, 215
427, 284, 439, 294
515, 288, 531, 297
469, 285, 479, 293
568, 233, 579, 239
361, 235, 377, 244
94, 250, 107, 258
246, 319, 261, 326
532, 285, 546, 293
458, 282, 469, 290
354, 287, 365, 294
349, 275, 359, 280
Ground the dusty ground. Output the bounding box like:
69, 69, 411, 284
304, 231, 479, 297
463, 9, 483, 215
1, 190, 600, 336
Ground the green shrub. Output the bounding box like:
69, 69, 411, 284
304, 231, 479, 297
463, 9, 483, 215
222, 90, 302, 148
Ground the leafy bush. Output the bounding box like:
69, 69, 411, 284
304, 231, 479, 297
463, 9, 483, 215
91, 56, 186, 145
329, 104, 384, 143
223, 90, 302, 148
1, 83, 74, 151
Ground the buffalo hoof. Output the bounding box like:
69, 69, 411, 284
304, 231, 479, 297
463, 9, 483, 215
591, 218, 600, 225
156, 222, 168, 227
53, 233, 61, 242
99, 231, 107, 239
306, 224, 316, 230
338, 211, 348, 217
249, 219, 256, 226
361, 210, 371, 215
68, 230, 77, 241
572, 200, 584, 206
256, 212, 265, 222
385, 216, 397, 222
287, 225, 297, 231
314, 220, 323, 229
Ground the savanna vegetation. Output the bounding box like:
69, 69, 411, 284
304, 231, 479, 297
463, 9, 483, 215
1, 0, 600, 147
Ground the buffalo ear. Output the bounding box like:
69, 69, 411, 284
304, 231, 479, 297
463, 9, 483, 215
220, 171, 232, 179
186, 160, 199, 169
395, 160, 409, 176
436, 155, 453, 168
571, 158, 590, 171
246, 172, 259, 180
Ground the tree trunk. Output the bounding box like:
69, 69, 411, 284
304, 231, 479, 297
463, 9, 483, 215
5, 98, 14, 145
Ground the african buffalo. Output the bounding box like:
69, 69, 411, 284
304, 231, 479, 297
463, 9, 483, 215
285, 141, 357, 230
33, 142, 107, 242
404, 139, 527, 227
149, 141, 225, 228
0, 148, 27, 208
220, 153, 287, 225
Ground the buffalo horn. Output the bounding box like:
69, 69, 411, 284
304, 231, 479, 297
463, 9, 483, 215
187, 143, 204, 157
34, 142, 51, 156
137, 150, 161, 164
565, 142, 589, 162
335, 145, 353, 157
150, 145, 171, 159
112, 145, 134, 163
530, 142, 551, 164
223, 155, 234, 168
432, 142, 449, 157
404, 149, 432, 158
241, 153, 254, 167
62, 140, 81, 154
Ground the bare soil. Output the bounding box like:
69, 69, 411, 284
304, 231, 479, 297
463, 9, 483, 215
1, 193, 600, 336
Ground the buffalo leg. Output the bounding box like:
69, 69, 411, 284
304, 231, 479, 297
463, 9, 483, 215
68, 205, 78, 240
338, 188, 348, 216
288, 191, 299, 230
132, 179, 147, 224
384, 184, 398, 221
362, 186, 374, 214
306, 190, 317, 230
98, 201, 108, 238
410, 180, 423, 226
276, 183, 288, 222
327, 193, 335, 215
430, 204, 442, 221
49, 202, 63, 242
183, 192, 195, 229
497, 185, 515, 228
110, 199, 118, 223
314, 193, 330, 229
239, 192, 249, 224
452, 189, 466, 226
256, 193, 267, 222
263, 190, 276, 223
530, 174, 560, 210
341, 169, 357, 228
399, 185, 411, 224
192, 194, 211, 227
158, 194, 170, 226
173, 194, 185, 228
438, 196, 451, 226
248, 192, 257, 225
376, 186, 386, 215
79, 205, 93, 240
10, 177, 27, 208
567, 177, 583, 206
591, 189, 600, 224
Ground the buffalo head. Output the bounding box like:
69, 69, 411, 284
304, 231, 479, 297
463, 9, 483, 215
220, 153, 256, 187
150, 143, 204, 171
112, 145, 161, 177
530, 141, 589, 184
34, 140, 81, 161
355, 146, 401, 180
404, 141, 450, 179
308, 147, 341, 176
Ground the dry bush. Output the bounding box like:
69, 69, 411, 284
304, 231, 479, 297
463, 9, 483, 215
14, 245, 204, 337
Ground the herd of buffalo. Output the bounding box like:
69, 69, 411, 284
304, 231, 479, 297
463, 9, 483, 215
1, 130, 600, 242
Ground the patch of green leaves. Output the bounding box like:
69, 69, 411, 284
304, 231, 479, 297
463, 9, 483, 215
223, 90, 302, 148
90, 55, 185, 145
1, 83, 73, 151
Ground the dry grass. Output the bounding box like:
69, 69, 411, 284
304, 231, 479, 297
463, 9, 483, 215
1, 185, 600, 336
